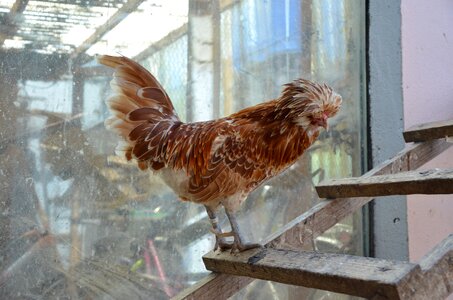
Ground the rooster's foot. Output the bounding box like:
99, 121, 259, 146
230, 235, 261, 253
213, 234, 235, 251
213, 236, 261, 252
217, 239, 234, 251
210, 229, 234, 251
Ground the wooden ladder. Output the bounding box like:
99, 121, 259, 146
175, 119, 453, 300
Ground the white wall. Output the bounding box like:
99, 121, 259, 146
401, 0, 453, 263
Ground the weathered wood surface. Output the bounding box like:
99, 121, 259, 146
174, 139, 451, 299
316, 168, 453, 198
387, 234, 453, 300
203, 234, 453, 300
413, 234, 453, 299
363, 139, 451, 177
173, 273, 252, 300
203, 248, 416, 299
403, 119, 453, 143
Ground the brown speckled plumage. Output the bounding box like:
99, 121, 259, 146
98, 55, 342, 251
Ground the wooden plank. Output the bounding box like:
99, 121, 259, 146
264, 196, 372, 248
415, 234, 453, 299
172, 273, 253, 300
395, 234, 453, 300
204, 235, 453, 300
403, 119, 453, 143
316, 169, 453, 198
203, 248, 417, 299
174, 139, 451, 299
364, 138, 451, 177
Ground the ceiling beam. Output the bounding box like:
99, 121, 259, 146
71, 0, 239, 66
0, 0, 29, 46
133, 23, 188, 62
70, 0, 146, 65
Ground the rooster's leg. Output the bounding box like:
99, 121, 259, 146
204, 206, 233, 251
224, 209, 261, 252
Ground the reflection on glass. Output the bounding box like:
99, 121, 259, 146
0, 0, 364, 299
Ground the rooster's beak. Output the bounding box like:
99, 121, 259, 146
317, 114, 329, 130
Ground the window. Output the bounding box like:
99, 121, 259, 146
0, 0, 365, 298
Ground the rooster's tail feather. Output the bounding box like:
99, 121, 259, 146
98, 55, 179, 165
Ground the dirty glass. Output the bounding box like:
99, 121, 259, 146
0, 0, 365, 299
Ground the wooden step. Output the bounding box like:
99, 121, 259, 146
204, 248, 415, 299
316, 169, 453, 198
403, 119, 453, 143
203, 234, 453, 300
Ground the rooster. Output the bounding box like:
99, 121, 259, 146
98, 55, 342, 252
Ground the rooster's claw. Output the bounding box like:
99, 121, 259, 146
230, 240, 262, 253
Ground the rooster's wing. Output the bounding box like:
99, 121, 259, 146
186, 123, 269, 203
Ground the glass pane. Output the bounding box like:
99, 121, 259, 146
0, 0, 365, 299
